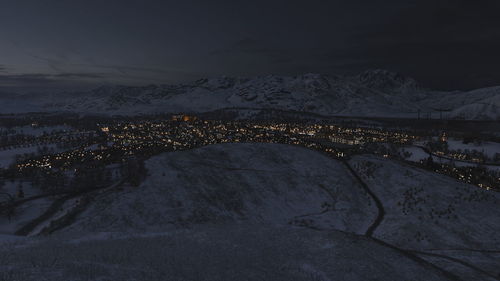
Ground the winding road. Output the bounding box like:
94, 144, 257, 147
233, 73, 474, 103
341, 159, 385, 237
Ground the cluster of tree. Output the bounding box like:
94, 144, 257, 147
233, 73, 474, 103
30, 170, 68, 192
448, 148, 499, 163
426, 140, 449, 153
362, 142, 411, 160
422, 158, 500, 191
121, 157, 147, 187
71, 164, 114, 192
354, 160, 382, 179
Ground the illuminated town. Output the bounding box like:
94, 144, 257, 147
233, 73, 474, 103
2, 115, 498, 193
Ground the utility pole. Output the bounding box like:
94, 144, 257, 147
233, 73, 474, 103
434, 108, 451, 121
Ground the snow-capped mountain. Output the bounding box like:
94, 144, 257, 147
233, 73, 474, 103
40, 70, 427, 117
3, 70, 500, 120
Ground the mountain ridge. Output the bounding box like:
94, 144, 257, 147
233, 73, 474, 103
2, 70, 499, 120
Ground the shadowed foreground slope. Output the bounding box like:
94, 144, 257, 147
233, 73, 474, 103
1, 143, 498, 280
1, 225, 458, 281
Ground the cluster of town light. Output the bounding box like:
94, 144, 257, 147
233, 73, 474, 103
10, 116, 498, 191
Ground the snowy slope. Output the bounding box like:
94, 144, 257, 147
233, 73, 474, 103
1, 143, 499, 280
350, 155, 500, 249
349, 155, 500, 280
448, 94, 500, 120
60, 143, 376, 234
0, 225, 457, 281
46, 144, 500, 279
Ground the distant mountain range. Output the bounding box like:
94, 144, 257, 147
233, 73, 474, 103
2, 70, 499, 120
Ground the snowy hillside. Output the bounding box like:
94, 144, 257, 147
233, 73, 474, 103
2, 70, 499, 120
349, 155, 500, 280
1, 143, 498, 280
0, 225, 457, 281
59, 144, 500, 280
59, 143, 376, 234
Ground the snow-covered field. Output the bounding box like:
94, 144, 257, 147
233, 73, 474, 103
400, 144, 500, 172
401, 145, 430, 162
0, 143, 498, 280
3, 125, 72, 136
446, 138, 500, 159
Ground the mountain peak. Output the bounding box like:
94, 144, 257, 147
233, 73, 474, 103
357, 69, 419, 91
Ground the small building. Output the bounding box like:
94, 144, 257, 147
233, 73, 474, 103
172, 114, 197, 122
440, 131, 448, 142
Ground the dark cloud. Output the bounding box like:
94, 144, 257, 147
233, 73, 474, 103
0, 73, 106, 93
53, 73, 105, 79
90, 64, 203, 79
334, 0, 500, 89
209, 38, 295, 68
0, 72, 104, 82
210, 38, 282, 57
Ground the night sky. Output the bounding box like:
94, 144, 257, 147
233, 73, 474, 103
1, 0, 500, 92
